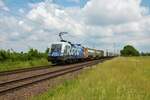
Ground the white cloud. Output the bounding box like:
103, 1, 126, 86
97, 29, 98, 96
18, 8, 25, 13
0, 36, 6, 43
83, 0, 148, 25
27, 2, 84, 36
0, 0, 150, 52
0, 0, 9, 11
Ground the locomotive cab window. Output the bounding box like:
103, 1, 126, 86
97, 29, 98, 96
51, 44, 62, 52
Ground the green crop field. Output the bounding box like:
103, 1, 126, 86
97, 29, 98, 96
33, 57, 150, 100
0, 58, 49, 72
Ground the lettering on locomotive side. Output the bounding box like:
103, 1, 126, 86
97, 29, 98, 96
66, 46, 82, 56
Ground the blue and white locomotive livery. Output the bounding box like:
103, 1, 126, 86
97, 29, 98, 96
48, 41, 84, 64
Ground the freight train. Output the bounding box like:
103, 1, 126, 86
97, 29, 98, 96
48, 32, 115, 64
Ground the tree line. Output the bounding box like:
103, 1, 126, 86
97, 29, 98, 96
0, 48, 49, 62
120, 45, 150, 56
0, 45, 149, 62
140, 52, 150, 56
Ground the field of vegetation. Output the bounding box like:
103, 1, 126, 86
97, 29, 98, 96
33, 57, 150, 100
0, 48, 49, 72
0, 58, 49, 72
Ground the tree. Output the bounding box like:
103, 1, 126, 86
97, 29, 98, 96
120, 45, 140, 56
45, 48, 49, 54
0, 48, 47, 62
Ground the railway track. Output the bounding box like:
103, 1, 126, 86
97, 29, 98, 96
0, 61, 95, 76
0, 65, 52, 76
0, 58, 112, 94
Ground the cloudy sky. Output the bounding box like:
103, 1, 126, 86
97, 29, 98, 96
0, 0, 150, 52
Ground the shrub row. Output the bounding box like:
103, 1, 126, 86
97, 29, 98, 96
0, 48, 49, 62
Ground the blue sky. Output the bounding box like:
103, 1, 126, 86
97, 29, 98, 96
0, 0, 150, 52
142, 0, 150, 7
2, 0, 150, 17
3, 0, 150, 10
4, 0, 87, 9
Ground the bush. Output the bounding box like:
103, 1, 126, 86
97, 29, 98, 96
120, 45, 140, 56
0, 48, 48, 62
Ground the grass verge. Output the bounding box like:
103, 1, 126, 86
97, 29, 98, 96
32, 57, 150, 100
0, 58, 49, 72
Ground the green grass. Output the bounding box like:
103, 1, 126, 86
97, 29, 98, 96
0, 58, 50, 72
32, 57, 150, 100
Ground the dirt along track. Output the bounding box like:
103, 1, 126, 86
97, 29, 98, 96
0, 58, 113, 100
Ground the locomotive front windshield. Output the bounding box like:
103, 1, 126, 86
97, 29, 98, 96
51, 44, 62, 53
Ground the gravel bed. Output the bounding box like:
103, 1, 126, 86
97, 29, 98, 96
0, 61, 99, 100
0, 67, 87, 100
0, 65, 72, 84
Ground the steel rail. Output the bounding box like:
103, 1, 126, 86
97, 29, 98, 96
0, 65, 52, 76
0, 57, 113, 76
0, 60, 100, 94
0, 61, 96, 86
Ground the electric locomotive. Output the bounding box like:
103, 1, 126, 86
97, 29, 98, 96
48, 32, 84, 64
